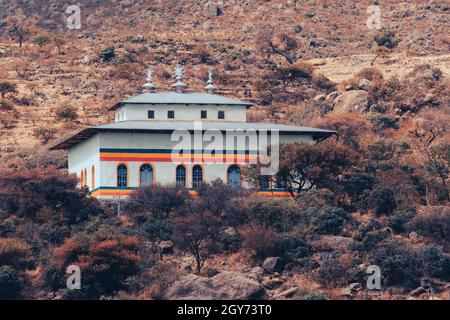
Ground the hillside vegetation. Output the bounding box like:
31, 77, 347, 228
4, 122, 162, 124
0, 0, 448, 300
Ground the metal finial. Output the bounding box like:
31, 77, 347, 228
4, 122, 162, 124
204, 67, 216, 94
172, 64, 187, 93
175, 64, 183, 80
142, 66, 155, 92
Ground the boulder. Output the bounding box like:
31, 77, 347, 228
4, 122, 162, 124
205, 268, 220, 278
358, 79, 372, 90
333, 90, 368, 112
165, 271, 265, 300
410, 286, 428, 297
272, 287, 299, 300
313, 94, 326, 102
262, 277, 285, 289
158, 240, 174, 254
249, 266, 265, 281
409, 232, 418, 241
341, 282, 363, 298
345, 84, 354, 91
262, 257, 282, 273
325, 91, 339, 102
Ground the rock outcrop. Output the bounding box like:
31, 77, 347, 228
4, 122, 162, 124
165, 271, 265, 300
262, 257, 282, 273
333, 90, 368, 112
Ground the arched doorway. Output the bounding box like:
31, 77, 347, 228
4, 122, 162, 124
227, 165, 242, 190
139, 164, 153, 186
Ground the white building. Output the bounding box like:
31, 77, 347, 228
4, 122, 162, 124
52, 67, 335, 199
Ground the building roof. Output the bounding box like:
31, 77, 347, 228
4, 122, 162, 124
50, 120, 337, 150
109, 92, 253, 110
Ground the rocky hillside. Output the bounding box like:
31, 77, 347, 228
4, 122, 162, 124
0, 0, 449, 301
0, 0, 449, 155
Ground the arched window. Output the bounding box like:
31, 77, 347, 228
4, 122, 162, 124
84, 168, 88, 188
91, 166, 95, 190
259, 175, 270, 189
140, 164, 153, 186
227, 165, 242, 189
80, 170, 84, 188
176, 165, 186, 187
117, 164, 127, 187
192, 165, 203, 189
276, 176, 286, 189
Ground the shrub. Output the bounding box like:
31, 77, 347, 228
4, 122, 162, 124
369, 115, 399, 132
126, 185, 188, 240
351, 230, 389, 252
313, 75, 335, 90
420, 246, 450, 281
316, 253, 365, 288
55, 234, 141, 298
279, 232, 310, 262
100, 46, 116, 62
316, 257, 347, 287
407, 206, 450, 246
234, 195, 300, 232
55, 105, 78, 121
218, 230, 241, 252
137, 216, 173, 241
146, 261, 181, 299
197, 179, 241, 216
387, 206, 416, 234
42, 264, 63, 290
0, 216, 22, 237
368, 240, 421, 288
374, 30, 398, 49
343, 173, 376, 207
0, 81, 17, 99
0, 168, 103, 224
33, 35, 51, 47
0, 265, 25, 299
240, 222, 280, 260
33, 127, 57, 145
296, 189, 336, 211
0, 238, 33, 270
126, 185, 187, 216
355, 219, 383, 241
360, 185, 397, 216
296, 206, 352, 236
0, 99, 13, 110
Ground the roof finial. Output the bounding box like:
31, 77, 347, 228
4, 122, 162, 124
171, 63, 187, 93
142, 66, 155, 93
204, 67, 216, 94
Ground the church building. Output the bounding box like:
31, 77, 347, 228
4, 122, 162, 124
51, 66, 335, 199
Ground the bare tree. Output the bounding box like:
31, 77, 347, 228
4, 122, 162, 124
257, 29, 306, 64
7, 16, 32, 48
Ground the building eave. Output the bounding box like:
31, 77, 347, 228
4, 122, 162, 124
49, 123, 337, 151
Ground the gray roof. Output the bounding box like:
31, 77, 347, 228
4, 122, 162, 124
51, 121, 337, 150
110, 92, 253, 110
96, 120, 334, 133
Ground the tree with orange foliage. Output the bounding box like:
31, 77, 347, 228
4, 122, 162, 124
314, 113, 374, 151
0, 167, 102, 223
55, 234, 140, 298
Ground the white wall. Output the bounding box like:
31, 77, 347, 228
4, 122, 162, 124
68, 135, 100, 191
68, 130, 316, 197
115, 103, 247, 122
